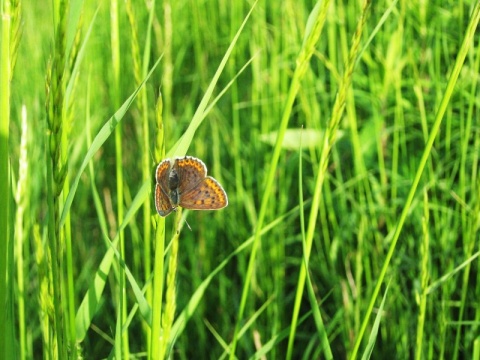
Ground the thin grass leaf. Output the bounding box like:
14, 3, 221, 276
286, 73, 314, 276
167, 1, 257, 158
218, 296, 275, 359
65, 0, 84, 58
426, 250, 480, 295
65, 5, 99, 106
204, 319, 230, 354
60, 56, 161, 227
298, 128, 333, 359
75, 180, 150, 341
170, 207, 295, 341
248, 311, 313, 360
357, 0, 399, 66
360, 282, 390, 360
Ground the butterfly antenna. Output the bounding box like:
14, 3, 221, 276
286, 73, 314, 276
184, 218, 192, 231
175, 207, 192, 231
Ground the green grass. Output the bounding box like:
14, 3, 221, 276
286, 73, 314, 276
2, 0, 480, 359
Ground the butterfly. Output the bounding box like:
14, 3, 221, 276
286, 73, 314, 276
154, 156, 228, 217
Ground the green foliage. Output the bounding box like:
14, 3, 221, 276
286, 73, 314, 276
4, 0, 480, 359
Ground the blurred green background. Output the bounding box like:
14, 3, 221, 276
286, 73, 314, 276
3, 0, 480, 358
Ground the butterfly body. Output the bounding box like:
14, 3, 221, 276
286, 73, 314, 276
155, 156, 228, 217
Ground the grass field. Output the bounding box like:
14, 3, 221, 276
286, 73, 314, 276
1, 0, 480, 359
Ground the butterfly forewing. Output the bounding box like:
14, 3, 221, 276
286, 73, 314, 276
179, 177, 228, 210
156, 159, 172, 191
173, 156, 207, 194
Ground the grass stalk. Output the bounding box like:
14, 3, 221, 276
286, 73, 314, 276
14, 106, 28, 360
111, 0, 129, 358
298, 128, 333, 359
160, 0, 173, 130
159, 211, 181, 359
151, 91, 166, 359
452, 194, 480, 359
45, 0, 72, 357
415, 190, 430, 360
34, 226, 51, 358
0, 0, 12, 356
63, 13, 83, 357
151, 215, 165, 359
126, 2, 155, 353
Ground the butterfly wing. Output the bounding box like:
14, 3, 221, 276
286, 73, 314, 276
156, 159, 171, 191
155, 184, 175, 216
173, 156, 207, 194
179, 177, 228, 210
155, 159, 175, 216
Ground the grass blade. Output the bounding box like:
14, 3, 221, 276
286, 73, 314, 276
60, 56, 161, 227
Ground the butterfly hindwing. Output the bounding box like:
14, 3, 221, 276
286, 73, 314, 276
179, 177, 228, 210
155, 183, 175, 216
